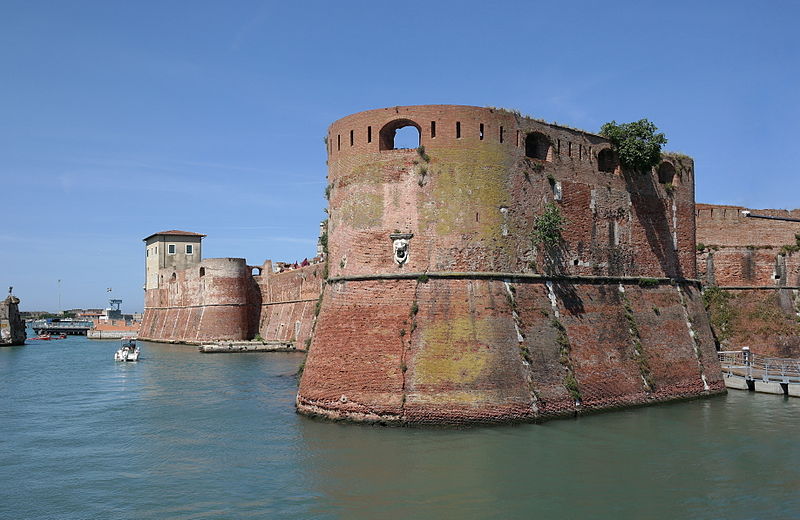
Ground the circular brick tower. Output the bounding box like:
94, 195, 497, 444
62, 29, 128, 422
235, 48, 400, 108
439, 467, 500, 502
296, 105, 723, 425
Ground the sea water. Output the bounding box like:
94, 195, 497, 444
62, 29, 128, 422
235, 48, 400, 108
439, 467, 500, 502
1, 335, 799, 519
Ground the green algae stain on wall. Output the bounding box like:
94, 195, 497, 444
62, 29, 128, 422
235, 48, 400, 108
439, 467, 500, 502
419, 146, 512, 239
340, 191, 383, 229
414, 316, 493, 386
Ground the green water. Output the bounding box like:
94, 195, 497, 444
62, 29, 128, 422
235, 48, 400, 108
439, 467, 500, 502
1, 335, 799, 519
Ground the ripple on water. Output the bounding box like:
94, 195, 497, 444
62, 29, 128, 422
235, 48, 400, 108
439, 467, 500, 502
1, 339, 800, 519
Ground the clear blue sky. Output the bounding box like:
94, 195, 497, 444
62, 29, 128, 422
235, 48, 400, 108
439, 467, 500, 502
2, 1, 798, 311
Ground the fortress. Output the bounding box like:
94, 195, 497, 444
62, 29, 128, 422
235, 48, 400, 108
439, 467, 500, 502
141, 104, 800, 425
138, 230, 325, 347
295, 105, 723, 424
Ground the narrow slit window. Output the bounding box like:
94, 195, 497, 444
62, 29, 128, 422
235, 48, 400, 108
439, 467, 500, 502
367, 126, 372, 143
568, 142, 572, 157
350, 130, 354, 146
456, 121, 461, 138
500, 126, 504, 143
479, 123, 484, 140
337, 134, 341, 151
516, 130, 520, 147
557, 139, 561, 154
431, 121, 436, 138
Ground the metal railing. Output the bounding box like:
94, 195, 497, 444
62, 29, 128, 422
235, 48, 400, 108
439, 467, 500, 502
718, 349, 800, 384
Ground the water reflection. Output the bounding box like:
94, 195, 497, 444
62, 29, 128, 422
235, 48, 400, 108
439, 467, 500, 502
2, 338, 800, 519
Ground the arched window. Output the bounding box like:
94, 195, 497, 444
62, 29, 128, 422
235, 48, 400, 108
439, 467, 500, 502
379, 119, 421, 150
252, 267, 262, 276
199, 267, 205, 277
170, 272, 177, 283
525, 132, 550, 160
598, 148, 617, 173
657, 162, 676, 184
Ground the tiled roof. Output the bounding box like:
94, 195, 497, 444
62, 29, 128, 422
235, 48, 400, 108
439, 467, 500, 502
142, 230, 207, 241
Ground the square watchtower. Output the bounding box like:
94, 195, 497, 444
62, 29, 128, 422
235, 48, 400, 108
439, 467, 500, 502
143, 230, 206, 290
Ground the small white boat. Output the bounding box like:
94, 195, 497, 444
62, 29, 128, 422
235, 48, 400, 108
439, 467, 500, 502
114, 339, 140, 362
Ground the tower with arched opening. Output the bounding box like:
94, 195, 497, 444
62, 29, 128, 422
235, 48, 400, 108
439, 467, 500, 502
298, 105, 723, 425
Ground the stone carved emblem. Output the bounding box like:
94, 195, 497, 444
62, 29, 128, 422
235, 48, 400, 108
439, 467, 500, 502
389, 233, 414, 267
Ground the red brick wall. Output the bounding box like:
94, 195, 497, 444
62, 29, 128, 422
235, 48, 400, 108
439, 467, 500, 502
297, 279, 722, 424
139, 258, 257, 343
323, 105, 696, 281
254, 263, 324, 348
298, 105, 721, 425
696, 204, 800, 356
139, 259, 323, 348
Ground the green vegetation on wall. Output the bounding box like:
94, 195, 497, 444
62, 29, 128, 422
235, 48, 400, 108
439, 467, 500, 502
533, 203, 565, 249
599, 119, 667, 172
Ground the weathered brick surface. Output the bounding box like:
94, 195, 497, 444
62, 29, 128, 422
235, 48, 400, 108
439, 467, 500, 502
139, 260, 323, 348
696, 204, 800, 356
298, 105, 722, 425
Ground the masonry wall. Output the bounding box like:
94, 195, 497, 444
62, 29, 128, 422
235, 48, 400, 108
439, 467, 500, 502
696, 203, 800, 356
254, 263, 324, 348
0, 295, 26, 346
139, 258, 257, 343
139, 259, 322, 348
298, 105, 723, 425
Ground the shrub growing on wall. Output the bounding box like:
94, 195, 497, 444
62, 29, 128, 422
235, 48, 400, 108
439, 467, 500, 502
533, 203, 566, 249
599, 119, 667, 172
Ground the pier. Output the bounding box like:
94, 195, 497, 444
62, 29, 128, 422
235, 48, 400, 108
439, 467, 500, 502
198, 341, 295, 353
30, 319, 93, 336
718, 349, 800, 396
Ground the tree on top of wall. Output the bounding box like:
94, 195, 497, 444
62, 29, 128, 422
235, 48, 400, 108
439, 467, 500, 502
599, 119, 667, 173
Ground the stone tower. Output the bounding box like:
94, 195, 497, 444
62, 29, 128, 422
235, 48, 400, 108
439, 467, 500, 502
297, 105, 724, 425
143, 230, 205, 290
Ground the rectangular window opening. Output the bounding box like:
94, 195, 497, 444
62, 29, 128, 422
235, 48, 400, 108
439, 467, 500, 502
430, 121, 436, 138
456, 122, 461, 139
557, 139, 561, 154
568, 142, 572, 157
367, 126, 372, 143
479, 123, 484, 140
186, 244, 194, 255
500, 126, 504, 143
350, 130, 354, 146
168, 244, 176, 255
337, 134, 341, 151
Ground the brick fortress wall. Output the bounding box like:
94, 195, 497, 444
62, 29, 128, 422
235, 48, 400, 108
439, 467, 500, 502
696, 204, 800, 356
139, 259, 323, 348
297, 105, 723, 425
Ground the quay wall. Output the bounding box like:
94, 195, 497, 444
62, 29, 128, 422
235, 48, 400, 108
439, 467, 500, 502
297, 104, 723, 425
696, 204, 800, 357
